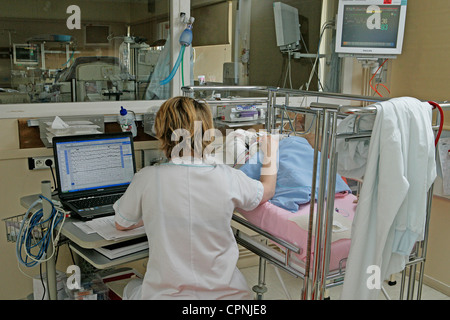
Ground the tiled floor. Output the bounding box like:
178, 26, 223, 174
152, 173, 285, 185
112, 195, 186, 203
240, 264, 450, 300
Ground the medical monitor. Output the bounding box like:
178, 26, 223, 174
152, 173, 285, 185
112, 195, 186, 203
335, 0, 407, 58
13, 44, 39, 65
273, 2, 301, 52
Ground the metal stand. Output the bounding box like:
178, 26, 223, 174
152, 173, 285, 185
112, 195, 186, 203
252, 257, 268, 300
41, 180, 57, 300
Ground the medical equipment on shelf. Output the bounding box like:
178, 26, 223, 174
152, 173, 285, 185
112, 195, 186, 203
217, 103, 265, 123
55, 56, 136, 102
160, 16, 194, 86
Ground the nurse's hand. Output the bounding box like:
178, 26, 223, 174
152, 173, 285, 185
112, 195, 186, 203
115, 220, 144, 231
258, 134, 279, 204
259, 134, 279, 175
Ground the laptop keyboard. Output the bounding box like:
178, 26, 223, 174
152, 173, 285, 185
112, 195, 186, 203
69, 193, 122, 210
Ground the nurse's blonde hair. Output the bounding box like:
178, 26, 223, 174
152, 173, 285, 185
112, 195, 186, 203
154, 96, 214, 159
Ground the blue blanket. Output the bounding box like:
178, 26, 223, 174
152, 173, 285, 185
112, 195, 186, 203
240, 136, 351, 212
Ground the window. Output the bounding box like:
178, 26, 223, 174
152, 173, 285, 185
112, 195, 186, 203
0, 0, 170, 104
0, 0, 323, 105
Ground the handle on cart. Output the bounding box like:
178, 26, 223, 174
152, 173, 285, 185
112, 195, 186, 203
428, 101, 444, 146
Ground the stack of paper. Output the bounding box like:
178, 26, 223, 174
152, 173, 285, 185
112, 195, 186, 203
73, 216, 145, 241
73, 216, 148, 259
45, 116, 101, 144
94, 237, 148, 260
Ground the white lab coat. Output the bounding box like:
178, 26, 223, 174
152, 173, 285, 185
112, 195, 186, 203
114, 156, 263, 300
340, 97, 436, 300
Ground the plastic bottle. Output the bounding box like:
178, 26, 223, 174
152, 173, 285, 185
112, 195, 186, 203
118, 106, 137, 137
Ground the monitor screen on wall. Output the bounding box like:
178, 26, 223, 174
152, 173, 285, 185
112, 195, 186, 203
273, 2, 301, 52
335, 0, 407, 58
13, 44, 39, 65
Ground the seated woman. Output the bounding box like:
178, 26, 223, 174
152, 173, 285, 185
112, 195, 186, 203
113, 96, 278, 300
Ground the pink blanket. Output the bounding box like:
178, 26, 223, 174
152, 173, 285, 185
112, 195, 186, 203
237, 193, 358, 272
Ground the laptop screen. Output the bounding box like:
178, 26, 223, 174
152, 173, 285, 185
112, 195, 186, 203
53, 133, 136, 195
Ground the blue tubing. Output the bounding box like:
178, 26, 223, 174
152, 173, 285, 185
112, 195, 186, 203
160, 46, 186, 85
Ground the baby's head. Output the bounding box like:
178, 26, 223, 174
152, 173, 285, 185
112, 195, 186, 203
155, 96, 214, 159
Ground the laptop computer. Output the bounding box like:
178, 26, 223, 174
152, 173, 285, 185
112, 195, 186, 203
52, 132, 136, 221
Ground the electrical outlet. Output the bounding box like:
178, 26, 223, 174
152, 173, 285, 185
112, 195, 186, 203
28, 156, 54, 170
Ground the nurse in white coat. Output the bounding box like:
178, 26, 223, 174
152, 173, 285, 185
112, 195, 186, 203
114, 96, 278, 300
